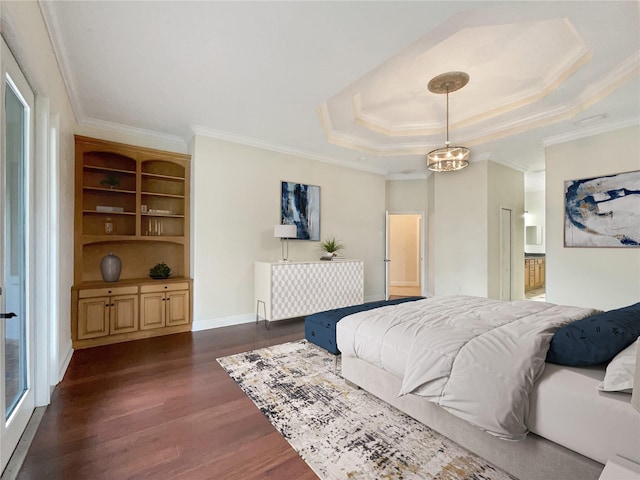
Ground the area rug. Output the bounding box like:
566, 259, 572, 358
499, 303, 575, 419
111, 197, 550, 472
217, 340, 517, 480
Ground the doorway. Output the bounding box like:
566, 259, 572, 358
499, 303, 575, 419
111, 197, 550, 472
386, 213, 423, 299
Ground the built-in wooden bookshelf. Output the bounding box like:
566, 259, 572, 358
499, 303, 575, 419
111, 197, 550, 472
72, 135, 192, 349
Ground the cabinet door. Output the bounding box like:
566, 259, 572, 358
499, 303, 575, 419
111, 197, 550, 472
308, 262, 364, 312
334, 261, 364, 307
270, 263, 308, 320
534, 261, 541, 287
78, 297, 110, 339
110, 294, 139, 334
140, 292, 166, 330
166, 290, 189, 326
307, 262, 334, 313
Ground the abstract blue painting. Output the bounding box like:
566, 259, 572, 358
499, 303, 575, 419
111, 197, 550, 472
564, 170, 640, 247
281, 181, 320, 240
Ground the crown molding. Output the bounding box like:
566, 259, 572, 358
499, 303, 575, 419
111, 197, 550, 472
353, 93, 442, 137
320, 103, 445, 156
190, 124, 389, 176
542, 115, 640, 147
488, 156, 529, 173
78, 117, 189, 152
575, 50, 640, 110
385, 172, 429, 181
38, 1, 83, 123
319, 102, 431, 156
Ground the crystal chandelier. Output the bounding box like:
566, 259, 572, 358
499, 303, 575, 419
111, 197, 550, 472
426, 71, 470, 172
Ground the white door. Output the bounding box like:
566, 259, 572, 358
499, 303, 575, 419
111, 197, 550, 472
0, 39, 35, 473
500, 207, 512, 301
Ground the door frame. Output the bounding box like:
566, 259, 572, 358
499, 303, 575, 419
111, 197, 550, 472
1, 35, 53, 473
0, 37, 36, 472
499, 205, 513, 301
385, 211, 425, 299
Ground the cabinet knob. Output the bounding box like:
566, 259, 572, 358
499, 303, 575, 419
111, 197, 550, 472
164, 286, 168, 289
108, 290, 112, 294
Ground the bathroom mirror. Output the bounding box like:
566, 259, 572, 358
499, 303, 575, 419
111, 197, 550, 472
526, 225, 542, 245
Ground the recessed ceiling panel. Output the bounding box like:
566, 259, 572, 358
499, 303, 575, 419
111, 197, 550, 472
353, 19, 590, 136
319, 7, 638, 159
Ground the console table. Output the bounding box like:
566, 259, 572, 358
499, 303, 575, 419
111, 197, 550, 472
254, 260, 364, 328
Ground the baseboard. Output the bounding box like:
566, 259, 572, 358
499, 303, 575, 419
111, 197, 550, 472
192, 313, 255, 331
191, 299, 397, 331
364, 294, 385, 303
390, 281, 420, 287
57, 344, 74, 384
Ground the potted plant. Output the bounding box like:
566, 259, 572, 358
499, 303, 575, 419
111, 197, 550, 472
319, 235, 344, 260
100, 174, 121, 189
149, 262, 171, 279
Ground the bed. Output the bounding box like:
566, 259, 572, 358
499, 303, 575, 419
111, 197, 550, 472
305, 296, 423, 354
336, 295, 640, 480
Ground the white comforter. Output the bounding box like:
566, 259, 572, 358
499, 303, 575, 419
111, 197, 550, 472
336, 295, 599, 440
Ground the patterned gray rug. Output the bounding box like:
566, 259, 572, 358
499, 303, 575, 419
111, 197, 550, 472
217, 340, 517, 480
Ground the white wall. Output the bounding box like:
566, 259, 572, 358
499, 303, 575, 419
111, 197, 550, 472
427, 174, 435, 296
433, 161, 489, 297
428, 160, 524, 300
385, 179, 428, 212
191, 135, 386, 330
525, 190, 545, 254
545, 125, 640, 310
1, 1, 77, 388
487, 161, 525, 300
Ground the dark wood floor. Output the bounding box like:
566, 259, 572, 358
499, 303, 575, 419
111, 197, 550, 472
17, 319, 318, 480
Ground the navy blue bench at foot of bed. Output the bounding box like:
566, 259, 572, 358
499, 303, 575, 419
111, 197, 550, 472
305, 297, 424, 355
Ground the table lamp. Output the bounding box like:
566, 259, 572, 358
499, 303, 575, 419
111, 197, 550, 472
274, 224, 297, 262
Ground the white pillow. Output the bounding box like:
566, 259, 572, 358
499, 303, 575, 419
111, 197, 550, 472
597, 338, 638, 393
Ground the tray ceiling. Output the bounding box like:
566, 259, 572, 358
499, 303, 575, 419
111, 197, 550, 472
38, 1, 639, 180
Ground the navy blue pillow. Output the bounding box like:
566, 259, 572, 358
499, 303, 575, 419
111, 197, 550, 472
546, 302, 640, 366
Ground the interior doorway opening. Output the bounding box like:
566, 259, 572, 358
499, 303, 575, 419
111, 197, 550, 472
387, 213, 422, 299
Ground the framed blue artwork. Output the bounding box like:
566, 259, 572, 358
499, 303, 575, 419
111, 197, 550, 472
281, 181, 320, 240
564, 170, 640, 247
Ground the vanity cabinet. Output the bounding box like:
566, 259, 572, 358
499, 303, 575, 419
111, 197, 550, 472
525, 257, 545, 291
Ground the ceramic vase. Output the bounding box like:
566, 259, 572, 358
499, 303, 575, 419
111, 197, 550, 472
100, 252, 122, 282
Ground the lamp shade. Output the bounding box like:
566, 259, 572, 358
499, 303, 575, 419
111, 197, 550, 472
274, 224, 297, 239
